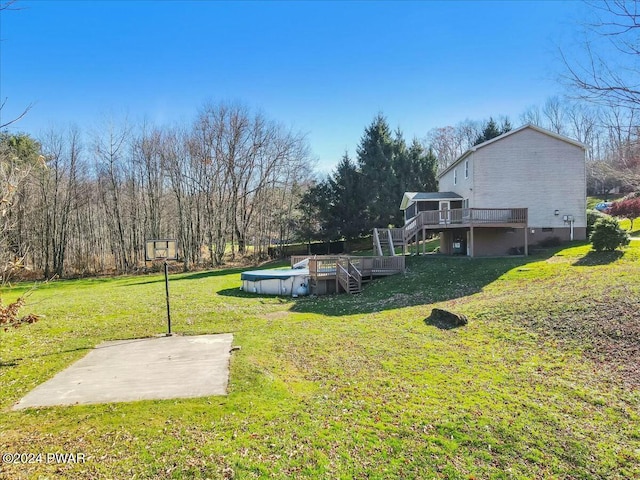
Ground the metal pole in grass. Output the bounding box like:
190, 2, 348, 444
164, 260, 171, 336
145, 239, 178, 337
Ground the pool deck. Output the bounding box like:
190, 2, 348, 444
289, 255, 405, 294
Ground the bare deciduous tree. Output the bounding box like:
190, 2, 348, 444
36, 127, 81, 277
542, 96, 566, 134
426, 120, 480, 170
0, 102, 313, 277
562, 0, 640, 110
93, 119, 135, 272
0, 133, 45, 283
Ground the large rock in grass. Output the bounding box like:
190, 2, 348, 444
426, 308, 468, 329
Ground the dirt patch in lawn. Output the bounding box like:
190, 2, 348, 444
519, 296, 640, 388
264, 311, 291, 320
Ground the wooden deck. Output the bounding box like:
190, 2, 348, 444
374, 207, 528, 256
290, 255, 405, 294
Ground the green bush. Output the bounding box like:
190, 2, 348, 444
586, 209, 606, 237
589, 216, 630, 252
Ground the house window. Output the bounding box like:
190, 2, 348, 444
465, 160, 469, 179
463, 199, 469, 209
454, 169, 457, 185
542, 228, 553, 232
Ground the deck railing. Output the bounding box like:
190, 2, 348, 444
336, 261, 351, 292
290, 255, 405, 280
310, 257, 342, 279
370, 255, 405, 274
349, 262, 363, 285
377, 208, 527, 242
412, 208, 527, 227
373, 207, 528, 252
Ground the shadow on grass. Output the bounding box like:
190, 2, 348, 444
121, 268, 245, 287
121, 263, 287, 287
276, 250, 561, 317
0, 346, 92, 368
573, 250, 624, 267
217, 288, 259, 299
176, 267, 249, 281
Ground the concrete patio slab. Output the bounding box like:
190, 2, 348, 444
12, 333, 233, 410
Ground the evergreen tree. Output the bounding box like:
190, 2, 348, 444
402, 139, 438, 192
300, 179, 336, 245
300, 115, 438, 245
473, 117, 512, 145
357, 114, 399, 228
590, 216, 630, 251
327, 153, 367, 247
298, 184, 326, 253
392, 136, 438, 221
301, 153, 367, 250
390, 129, 410, 220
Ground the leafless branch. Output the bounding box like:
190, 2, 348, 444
0, 0, 24, 11
0, 101, 33, 129
561, 0, 640, 112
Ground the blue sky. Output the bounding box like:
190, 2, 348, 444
1, 1, 587, 172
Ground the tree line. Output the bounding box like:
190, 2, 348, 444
5, 97, 636, 280
0, 102, 313, 280
4, 1, 640, 278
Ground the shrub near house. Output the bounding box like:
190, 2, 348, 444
587, 209, 606, 237
590, 216, 630, 251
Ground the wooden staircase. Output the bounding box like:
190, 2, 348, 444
290, 255, 405, 296
336, 259, 363, 294
373, 227, 400, 256
372, 215, 430, 256
345, 275, 361, 294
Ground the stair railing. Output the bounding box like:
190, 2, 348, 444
348, 261, 362, 291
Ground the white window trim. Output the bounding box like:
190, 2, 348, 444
454, 168, 457, 185
464, 160, 469, 179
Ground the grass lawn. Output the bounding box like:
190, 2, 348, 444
1, 244, 639, 479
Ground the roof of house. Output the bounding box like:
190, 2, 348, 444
400, 191, 463, 210
437, 123, 587, 179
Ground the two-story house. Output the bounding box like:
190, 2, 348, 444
375, 124, 587, 257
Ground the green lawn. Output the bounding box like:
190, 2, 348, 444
1, 244, 639, 479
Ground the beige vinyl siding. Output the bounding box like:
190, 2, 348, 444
440, 157, 474, 205
471, 128, 586, 228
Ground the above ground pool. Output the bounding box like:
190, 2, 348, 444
240, 268, 310, 296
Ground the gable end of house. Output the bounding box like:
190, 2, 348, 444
437, 124, 586, 180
